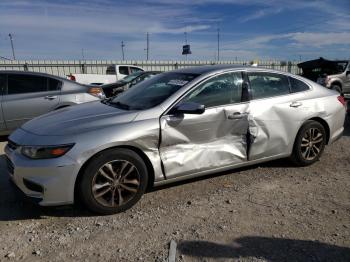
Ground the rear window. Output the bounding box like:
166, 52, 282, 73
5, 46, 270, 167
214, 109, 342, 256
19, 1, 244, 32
8, 74, 48, 94
106, 66, 116, 75
289, 77, 309, 93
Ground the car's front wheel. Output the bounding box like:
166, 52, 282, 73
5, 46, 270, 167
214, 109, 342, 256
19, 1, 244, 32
78, 148, 148, 215
291, 120, 326, 166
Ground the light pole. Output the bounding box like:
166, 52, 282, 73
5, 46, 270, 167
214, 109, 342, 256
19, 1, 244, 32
146, 32, 149, 60
8, 33, 16, 60
217, 27, 220, 62
121, 41, 125, 60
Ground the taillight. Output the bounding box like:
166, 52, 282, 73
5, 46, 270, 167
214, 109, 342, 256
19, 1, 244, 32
88, 87, 105, 99
337, 95, 346, 107
69, 75, 76, 81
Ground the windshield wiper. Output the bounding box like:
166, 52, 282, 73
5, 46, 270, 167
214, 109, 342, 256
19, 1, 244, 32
110, 101, 130, 110
101, 99, 130, 110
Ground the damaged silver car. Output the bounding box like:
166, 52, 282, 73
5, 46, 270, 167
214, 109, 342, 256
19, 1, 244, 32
5, 65, 346, 214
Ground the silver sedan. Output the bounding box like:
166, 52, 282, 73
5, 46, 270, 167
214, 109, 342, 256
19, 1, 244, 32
5, 65, 346, 214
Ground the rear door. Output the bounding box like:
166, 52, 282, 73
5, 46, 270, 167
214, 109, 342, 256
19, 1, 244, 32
2, 74, 61, 131
0, 74, 6, 132
247, 71, 310, 160
159, 71, 249, 179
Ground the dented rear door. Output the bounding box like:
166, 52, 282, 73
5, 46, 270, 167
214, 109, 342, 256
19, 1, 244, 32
246, 71, 304, 160
159, 72, 249, 179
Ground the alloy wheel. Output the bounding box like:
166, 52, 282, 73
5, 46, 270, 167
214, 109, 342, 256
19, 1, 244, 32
300, 127, 324, 161
92, 160, 140, 208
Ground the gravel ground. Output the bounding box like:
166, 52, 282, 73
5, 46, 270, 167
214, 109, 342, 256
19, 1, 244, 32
0, 116, 349, 262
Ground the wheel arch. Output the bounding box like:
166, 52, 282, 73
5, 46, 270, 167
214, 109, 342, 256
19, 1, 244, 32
74, 145, 155, 203
306, 117, 330, 144
330, 81, 342, 89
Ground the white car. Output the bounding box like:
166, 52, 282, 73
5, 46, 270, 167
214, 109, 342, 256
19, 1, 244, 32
68, 65, 144, 85
5, 65, 346, 214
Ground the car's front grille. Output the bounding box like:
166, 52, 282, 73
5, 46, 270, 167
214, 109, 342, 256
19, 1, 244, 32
7, 140, 18, 151
5, 155, 14, 175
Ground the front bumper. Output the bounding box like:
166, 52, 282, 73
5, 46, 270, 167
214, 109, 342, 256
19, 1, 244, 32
4, 145, 80, 206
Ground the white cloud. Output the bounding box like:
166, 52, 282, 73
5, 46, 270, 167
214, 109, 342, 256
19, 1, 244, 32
287, 32, 350, 47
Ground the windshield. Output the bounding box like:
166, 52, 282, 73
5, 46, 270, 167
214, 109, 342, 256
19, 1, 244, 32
120, 72, 144, 83
108, 72, 199, 110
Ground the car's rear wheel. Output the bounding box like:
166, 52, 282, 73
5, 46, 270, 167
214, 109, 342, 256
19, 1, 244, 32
331, 84, 342, 93
291, 120, 326, 166
78, 148, 148, 215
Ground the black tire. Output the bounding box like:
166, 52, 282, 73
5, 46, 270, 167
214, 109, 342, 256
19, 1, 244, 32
331, 84, 342, 93
290, 120, 326, 166
78, 148, 148, 215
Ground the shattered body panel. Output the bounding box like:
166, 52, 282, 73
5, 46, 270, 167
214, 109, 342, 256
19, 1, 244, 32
160, 103, 249, 178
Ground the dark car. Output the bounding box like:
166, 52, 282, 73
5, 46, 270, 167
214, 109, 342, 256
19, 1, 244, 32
298, 57, 350, 93
102, 71, 160, 97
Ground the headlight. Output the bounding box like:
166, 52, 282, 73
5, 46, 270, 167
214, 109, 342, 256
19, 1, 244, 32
21, 144, 74, 159
88, 87, 106, 99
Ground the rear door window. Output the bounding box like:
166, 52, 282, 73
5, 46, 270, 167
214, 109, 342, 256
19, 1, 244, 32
48, 78, 62, 91
119, 66, 129, 75
130, 67, 143, 74
0, 74, 6, 95
248, 72, 290, 99
7, 74, 48, 94
289, 77, 309, 93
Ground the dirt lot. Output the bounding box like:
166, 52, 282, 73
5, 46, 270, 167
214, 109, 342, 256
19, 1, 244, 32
0, 116, 349, 262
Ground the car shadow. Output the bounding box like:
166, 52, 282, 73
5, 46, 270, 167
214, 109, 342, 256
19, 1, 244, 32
178, 236, 350, 262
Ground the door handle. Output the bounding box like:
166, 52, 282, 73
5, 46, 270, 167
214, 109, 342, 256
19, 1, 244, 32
290, 101, 302, 108
44, 95, 58, 100
227, 112, 247, 120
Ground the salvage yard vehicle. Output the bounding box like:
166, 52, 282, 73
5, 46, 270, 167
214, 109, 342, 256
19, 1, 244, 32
298, 57, 350, 94
5, 65, 346, 214
0, 71, 104, 135
68, 65, 144, 85
102, 71, 160, 97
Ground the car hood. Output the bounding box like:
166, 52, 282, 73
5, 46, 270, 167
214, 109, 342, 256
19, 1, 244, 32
21, 101, 139, 136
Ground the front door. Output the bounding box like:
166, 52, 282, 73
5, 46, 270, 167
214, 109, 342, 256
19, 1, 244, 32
2, 74, 60, 131
159, 72, 249, 179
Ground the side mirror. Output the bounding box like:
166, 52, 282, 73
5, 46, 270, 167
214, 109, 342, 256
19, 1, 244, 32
170, 102, 205, 115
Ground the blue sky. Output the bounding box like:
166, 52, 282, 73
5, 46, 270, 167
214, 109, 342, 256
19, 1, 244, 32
0, 0, 349, 61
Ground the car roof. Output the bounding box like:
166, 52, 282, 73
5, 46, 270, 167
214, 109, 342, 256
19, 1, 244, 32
171, 64, 253, 75
0, 70, 72, 82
